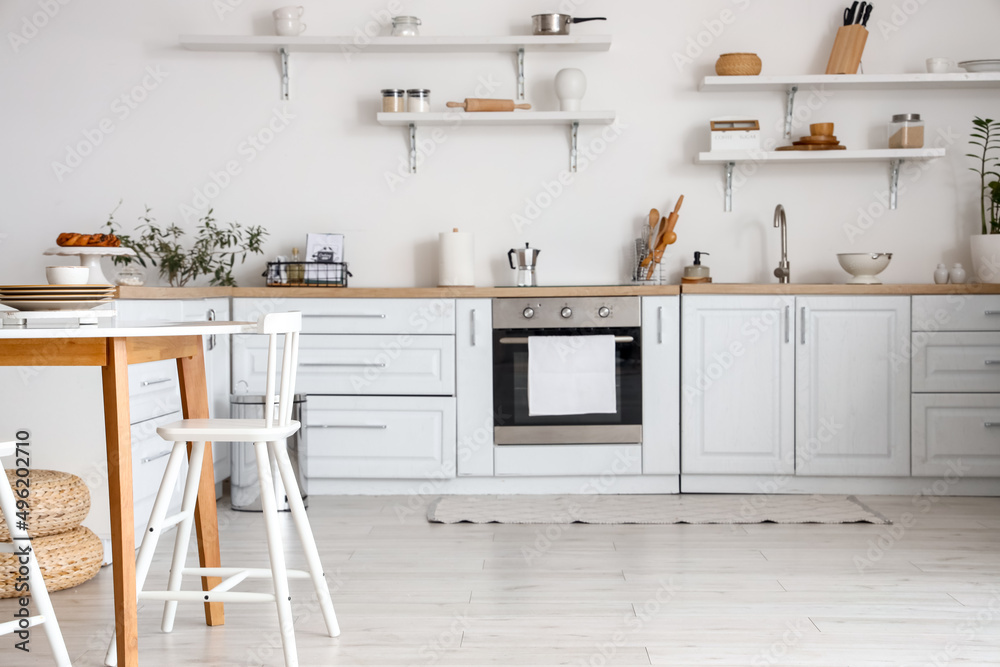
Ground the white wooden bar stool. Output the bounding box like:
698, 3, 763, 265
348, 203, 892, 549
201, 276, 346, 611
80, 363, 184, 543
105, 312, 338, 667
0, 441, 72, 666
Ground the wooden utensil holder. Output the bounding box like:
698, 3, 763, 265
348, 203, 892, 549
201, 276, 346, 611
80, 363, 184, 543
826, 24, 868, 74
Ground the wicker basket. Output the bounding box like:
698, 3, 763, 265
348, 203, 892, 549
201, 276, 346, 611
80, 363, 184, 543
1, 526, 103, 598
715, 53, 762, 76
0, 469, 90, 541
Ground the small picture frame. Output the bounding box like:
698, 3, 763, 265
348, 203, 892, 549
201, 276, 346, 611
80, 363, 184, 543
305, 233, 344, 282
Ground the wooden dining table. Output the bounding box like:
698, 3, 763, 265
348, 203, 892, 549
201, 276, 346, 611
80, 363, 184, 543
0, 319, 256, 667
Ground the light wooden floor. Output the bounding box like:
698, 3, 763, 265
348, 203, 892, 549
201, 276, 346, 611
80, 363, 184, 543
4, 494, 1000, 666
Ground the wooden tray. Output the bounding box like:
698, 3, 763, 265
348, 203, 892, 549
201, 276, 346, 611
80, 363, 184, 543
776, 144, 848, 151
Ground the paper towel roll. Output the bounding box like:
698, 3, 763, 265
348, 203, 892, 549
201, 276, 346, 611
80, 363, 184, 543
438, 228, 475, 287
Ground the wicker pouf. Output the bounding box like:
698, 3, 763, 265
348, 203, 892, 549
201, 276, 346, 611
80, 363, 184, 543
1, 526, 103, 598
0, 469, 90, 540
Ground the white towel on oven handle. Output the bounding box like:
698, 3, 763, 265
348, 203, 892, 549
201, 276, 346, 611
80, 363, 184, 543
527, 335, 617, 416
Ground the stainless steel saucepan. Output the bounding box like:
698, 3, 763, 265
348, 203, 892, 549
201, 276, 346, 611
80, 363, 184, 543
531, 14, 607, 36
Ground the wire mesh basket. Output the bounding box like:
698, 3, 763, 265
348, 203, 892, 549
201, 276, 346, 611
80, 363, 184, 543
632, 238, 667, 285
264, 261, 351, 287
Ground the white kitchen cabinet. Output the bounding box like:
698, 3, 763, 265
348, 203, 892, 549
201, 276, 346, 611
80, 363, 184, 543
794, 297, 911, 477
304, 395, 455, 478
233, 297, 455, 335
681, 295, 795, 475
641, 296, 680, 474
455, 299, 494, 477
912, 331, 1000, 393
912, 394, 1000, 476
184, 298, 232, 484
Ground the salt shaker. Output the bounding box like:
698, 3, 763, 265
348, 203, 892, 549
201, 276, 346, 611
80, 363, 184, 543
933, 263, 949, 284
949, 263, 967, 284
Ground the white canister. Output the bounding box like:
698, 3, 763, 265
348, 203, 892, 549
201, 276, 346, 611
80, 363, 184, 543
438, 228, 475, 287
554, 68, 587, 112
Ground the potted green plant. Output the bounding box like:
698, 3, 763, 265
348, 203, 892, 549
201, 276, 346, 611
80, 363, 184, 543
105, 204, 268, 287
968, 117, 1000, 282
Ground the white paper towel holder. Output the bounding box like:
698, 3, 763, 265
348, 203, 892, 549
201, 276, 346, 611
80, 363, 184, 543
438, 227, 475, 287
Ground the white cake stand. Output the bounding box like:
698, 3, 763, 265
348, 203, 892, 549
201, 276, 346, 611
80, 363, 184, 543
43, 246, 137, 285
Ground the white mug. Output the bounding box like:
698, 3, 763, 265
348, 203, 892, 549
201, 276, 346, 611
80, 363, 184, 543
926, 57, 954, 74
272, 6, 304, 19
275, 18, 306, 36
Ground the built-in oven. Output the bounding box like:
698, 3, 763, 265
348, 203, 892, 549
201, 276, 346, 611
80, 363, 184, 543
492, 296, 642, 445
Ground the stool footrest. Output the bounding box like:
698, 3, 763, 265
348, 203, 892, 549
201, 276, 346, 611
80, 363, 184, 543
0, 614, 47, 635
159, 510, 192, 531
182, 566, 311, 580
139, 590, 277, 603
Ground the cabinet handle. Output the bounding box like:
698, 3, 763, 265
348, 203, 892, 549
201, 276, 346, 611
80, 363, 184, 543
300, 362, 387, 368
303, 313, 386, 319
311, 424, 387, 429
470, 309, 477, 347
141, 377, 173, 387
986, 360, 1000, 366
985, 311, 1000, 316
207, 308, 217, 350
985, 422, 1000, 428
800, 307, 806, 345
141, 450, 172, 464
499, 336, 634, 345
784, 306, 790, 344
657, 306, 663, 344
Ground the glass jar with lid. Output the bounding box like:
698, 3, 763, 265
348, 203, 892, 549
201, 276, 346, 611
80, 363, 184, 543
381, 88, 405, 113
407, 89, 431, 112
888, 113, 924, 149
391, 16, 421, 36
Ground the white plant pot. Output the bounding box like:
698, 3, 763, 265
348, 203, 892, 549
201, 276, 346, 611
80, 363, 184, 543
970, 234, 1000, 283
554, 68, 587, 112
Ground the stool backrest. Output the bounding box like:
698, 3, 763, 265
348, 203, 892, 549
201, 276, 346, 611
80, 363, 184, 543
257, 312, 302, 428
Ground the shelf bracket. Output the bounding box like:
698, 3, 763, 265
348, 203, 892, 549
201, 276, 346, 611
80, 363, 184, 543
724, 161, 735, 212
517, 47, 525, 101
783, 85, 798, 139
570, 121, 579, 172
409, 123, 417, 174
279, 47, 289, 101
889, 159, 901, 210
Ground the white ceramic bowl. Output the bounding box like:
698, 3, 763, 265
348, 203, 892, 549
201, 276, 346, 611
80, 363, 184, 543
45, 265, 90, 285
837, 253, 893, 284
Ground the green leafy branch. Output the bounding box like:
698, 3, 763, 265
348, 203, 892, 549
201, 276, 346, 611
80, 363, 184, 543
968, 117, 1000, 235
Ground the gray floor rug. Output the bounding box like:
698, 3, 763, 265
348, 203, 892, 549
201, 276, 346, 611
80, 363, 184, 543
427, 494, 891, 525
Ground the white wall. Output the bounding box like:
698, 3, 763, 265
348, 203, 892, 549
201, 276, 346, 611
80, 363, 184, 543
1, 0, 998, 287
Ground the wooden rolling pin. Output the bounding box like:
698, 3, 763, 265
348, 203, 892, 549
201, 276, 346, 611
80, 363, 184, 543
446, 99, 532, 112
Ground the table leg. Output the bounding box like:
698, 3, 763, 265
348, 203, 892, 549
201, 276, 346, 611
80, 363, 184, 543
102, 338, 138, 667
176, 341, 225, 626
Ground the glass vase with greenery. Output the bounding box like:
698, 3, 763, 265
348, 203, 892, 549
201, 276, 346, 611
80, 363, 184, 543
968, 116, 1000, 235
105, 203, 268, 287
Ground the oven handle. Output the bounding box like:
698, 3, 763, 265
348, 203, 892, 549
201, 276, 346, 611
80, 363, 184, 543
498, 336, 634, 345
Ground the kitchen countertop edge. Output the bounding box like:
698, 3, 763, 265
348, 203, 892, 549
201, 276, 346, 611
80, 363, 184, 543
116, 283, 1000, 299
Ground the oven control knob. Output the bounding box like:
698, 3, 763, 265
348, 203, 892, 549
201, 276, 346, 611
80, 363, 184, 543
522, 307, 535, 319
598, 307, 610, 318
561, 307, 573, 319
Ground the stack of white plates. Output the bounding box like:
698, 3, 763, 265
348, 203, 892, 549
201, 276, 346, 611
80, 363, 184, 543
0, 284, 116, 311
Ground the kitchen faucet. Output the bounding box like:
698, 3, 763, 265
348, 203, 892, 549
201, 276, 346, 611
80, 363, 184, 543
773, 204, 790, 283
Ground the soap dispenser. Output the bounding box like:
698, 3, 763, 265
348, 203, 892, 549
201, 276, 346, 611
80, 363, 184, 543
682, 251, 712, 284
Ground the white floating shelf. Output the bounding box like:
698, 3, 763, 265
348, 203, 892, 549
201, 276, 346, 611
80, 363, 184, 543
697, 149, 946, 212
377, 111, 617, 127
699, 72, 1000, 92
179, 34, 612, 53
697, 148, 946, 164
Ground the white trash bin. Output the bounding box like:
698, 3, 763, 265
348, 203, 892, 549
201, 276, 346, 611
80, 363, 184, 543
229, 394, 307, 512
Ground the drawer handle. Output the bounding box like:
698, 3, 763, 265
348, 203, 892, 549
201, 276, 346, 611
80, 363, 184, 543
312, 424, 387, 429
141, 450, 172, 464
986, 311, 1000, 316
303, 314, 386, 319
141, 378, 173, 387
985, 422, 1000, 428
300, 362, 387, 368
986, 361, 1000, 366
499, 336, 634, 345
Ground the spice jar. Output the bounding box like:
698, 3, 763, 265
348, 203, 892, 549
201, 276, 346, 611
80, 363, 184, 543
381, 88, 405, 112
888, 113, 924, 149
407, 89, 431, 112
391, 16, 421, 36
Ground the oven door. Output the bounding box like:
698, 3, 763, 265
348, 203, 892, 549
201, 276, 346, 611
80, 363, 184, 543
492, 327, 642, 445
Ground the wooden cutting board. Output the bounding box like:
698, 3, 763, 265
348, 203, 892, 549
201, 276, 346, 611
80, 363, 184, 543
776, 144, 848, 151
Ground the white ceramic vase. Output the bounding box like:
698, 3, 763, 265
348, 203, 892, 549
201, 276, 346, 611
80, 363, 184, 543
970, 234, 1000, 283
554, 68, 587, 112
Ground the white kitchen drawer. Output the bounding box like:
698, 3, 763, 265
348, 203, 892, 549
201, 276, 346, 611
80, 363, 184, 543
128, 360, 181, 424
913, 331, 1000, 393
233, 334, 455, 396
233, 298, 455, 335
913, 295, 1000, 332
494, 445, 643, 477
304, 395, 455, 479
116, 299, 185, 323
131, 411, 184, 538
912, 394, 1000, 476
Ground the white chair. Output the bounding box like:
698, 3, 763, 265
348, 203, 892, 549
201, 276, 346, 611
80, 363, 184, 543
0, 442, 72, 666
105, 311, 338, 667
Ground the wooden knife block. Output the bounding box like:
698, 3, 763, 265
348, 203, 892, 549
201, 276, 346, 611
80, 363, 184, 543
826, 24, 868, 74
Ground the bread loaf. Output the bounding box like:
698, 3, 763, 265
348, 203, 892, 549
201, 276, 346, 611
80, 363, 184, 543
56, 233, 121, 247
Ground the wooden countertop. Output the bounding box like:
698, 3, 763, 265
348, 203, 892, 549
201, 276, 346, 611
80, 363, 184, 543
116, 283, 1000, 299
